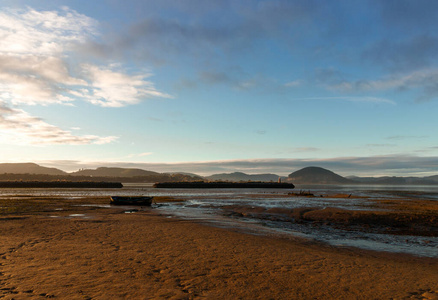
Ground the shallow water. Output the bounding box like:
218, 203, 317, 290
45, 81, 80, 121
1, 184, 438, 257
153, 197, 438, 258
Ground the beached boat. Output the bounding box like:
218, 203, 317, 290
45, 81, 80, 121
110, 196, 153, 206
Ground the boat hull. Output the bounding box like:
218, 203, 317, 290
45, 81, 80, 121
110, 196, 153, 206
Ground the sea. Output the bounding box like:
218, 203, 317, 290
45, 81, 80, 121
2, 184, 438, 258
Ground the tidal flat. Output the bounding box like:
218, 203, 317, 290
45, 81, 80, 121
0, 187, 437, 299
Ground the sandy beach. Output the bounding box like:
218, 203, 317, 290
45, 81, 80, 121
0, 196, 437, 300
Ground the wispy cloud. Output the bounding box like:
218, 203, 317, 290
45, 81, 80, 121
0, 55, 85, 106
284, 80, 303, 87
0, 6, 97, 56
318, 68, 438, 103
363, 36, 438, 72
84, 1, 318, 64
292, 147, 319, 152
0, 102, 116, 145
0, 7, 92, 106
139, 152, 153, 157
0, 7, 169, 107
78, 64, 172, 107
366, 143, 395, 148
386, 135, 428, 140
297, 96, 395, 105
0, 6, 171, 145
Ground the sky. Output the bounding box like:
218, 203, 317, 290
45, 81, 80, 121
1, 0, 438, 177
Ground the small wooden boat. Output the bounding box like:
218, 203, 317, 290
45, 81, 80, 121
110, 196, 153, 206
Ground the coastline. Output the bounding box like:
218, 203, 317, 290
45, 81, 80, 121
1, 198, 437, 299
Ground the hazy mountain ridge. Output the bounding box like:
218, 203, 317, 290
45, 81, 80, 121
0, 164, 201, 183
0, 163, 437, 185
205, 172, 280, 182
0, 163, 66, 175
70, 167, 160, 177
347, 176, 438, 185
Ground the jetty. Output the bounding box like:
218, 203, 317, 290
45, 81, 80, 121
110, 196, 153, 206
153, 181, 295, 189
0, 181, 123, 188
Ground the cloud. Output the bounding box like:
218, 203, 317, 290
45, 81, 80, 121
0, 7, 169, 107
0, 7, 93, 106
292, 147, 319, 152
81, 0, 318, 65
366, 144, 395, 148
386, 135, 428, 140
285, 80, 303, 87
78, 64, 172, 107
0, 6, 171, 146
139, 152, 153, 157
298, 96, 395, 105
317, 67, 438, 102
84, 17, 261, 63
0, 55, 86, 105
185, 69, 269, 91
361, 2, 438, 72
0, 102, 116, 145
363, 36, 438, 72
0, 6, 97, 56
376, 0, 438, 31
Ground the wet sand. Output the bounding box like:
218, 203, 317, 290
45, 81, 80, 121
1, 198, 437, 299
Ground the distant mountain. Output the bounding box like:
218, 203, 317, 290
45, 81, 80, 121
1, 163, 437, 185
206, 172, 279, 182
0, 163, 66, 175
69, 167, 203, 182
0, 164, 203, 183
70, 167, 160, 177
425, 175, 438, 183
288, 166, 356, 184
347, 176, 438, 185
164, 172, 202, 177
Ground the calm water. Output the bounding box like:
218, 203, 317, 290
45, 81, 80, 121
2, 184, 438, 257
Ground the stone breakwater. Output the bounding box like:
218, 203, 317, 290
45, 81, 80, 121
153, 181, 295, 189
0, 181, 123, 188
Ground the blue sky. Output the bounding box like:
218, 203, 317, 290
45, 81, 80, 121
1, 0, 438, 176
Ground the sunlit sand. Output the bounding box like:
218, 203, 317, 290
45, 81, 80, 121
1, 195, 437, 299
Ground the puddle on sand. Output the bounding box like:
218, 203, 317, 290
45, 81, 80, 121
74, 204, 112, 208
48, 213, 92, 219
69, 214, 86, 217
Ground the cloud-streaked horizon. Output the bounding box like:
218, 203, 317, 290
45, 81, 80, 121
34, 155, 438, 177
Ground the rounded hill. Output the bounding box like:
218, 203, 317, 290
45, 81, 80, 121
0, 163, 66, 175
288, 166, 355, 184
70, 167, 160, 177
